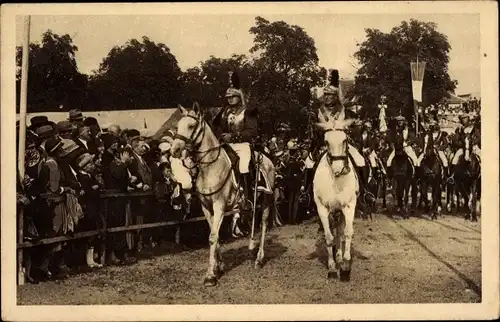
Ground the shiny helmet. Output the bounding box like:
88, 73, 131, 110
323, 69, 340, 96
225, 70, 245, 106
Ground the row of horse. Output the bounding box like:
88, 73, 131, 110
269, 128, 481, 225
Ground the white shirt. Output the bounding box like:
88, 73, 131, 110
78, 138, 88, 150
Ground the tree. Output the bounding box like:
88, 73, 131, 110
180, 54, 254, 108
88, 36, 183, 109
16, 30, 87, 112
248, 16, 326, 137
353, 19, 456, 121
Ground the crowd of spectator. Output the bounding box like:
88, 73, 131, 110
16, 109, 192, 283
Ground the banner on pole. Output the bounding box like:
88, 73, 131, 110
410, 61, 426, 102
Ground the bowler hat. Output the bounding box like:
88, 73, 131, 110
68, 109, 85, 122
30, 116, 49, 127
35, 124, 56, 140
56, 120, 74, 134
83, 117, 99, 127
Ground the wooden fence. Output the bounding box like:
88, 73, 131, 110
16, 190, 238, 286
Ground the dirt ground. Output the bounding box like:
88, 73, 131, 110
17, 211, 481, 305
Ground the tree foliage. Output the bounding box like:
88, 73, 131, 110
179, 54, 253, 108
87, 36, 182, 109
353, 19, 456, 120
16, 30, 87, 112
248, 16, 326, 137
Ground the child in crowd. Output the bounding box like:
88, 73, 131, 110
75, 153, 104, 269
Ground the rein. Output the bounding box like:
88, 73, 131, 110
174, 115, 223, 170
174, 114, 233, 196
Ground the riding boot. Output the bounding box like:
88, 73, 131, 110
241, 173, 252, 210
361, 166, 376, 205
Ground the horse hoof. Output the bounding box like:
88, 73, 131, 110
215, 267, 224, 278
204, 276, 217, 287
254, 261, 263, 269
339, 269, 351, 282
327, 271, 338, 279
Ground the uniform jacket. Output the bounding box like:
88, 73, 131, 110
212, 105, 259, 144
389, 125, 416, 150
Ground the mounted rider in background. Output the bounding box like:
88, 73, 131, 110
386, 115, 420, 170
449, 113, 481, 180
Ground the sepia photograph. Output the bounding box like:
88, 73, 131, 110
1, 2, 498, 321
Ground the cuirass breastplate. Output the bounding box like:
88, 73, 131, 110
226, 108, 245, 133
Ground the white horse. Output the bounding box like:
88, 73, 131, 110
313, 117, 358, 281
170, 103, 276, 287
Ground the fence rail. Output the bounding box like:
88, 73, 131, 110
16, 190, 237, 286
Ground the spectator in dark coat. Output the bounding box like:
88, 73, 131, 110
76, 153, 104, 269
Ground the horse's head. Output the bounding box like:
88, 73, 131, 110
315, 118, 353, 173
170, 102, 205, 158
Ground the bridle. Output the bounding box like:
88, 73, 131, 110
324, 128, 350, 177
173, 114, 222, 170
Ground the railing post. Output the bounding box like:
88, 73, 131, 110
174, 226, 181, 245
125, 200, 133, 250
100, 199, 108, 266
137, 198, 145, 251
17, 206, 25, 286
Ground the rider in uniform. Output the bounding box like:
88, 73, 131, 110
212, 70, 259, 208
386, 115, 420, 170
417, 118, 449, 176
449, 113, 480, 178
308, 69, 374, 205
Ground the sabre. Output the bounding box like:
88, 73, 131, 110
249, 144, 261, 244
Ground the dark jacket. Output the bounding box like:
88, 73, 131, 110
212, 105, 259, 144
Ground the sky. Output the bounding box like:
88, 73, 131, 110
15, 13, 480, 95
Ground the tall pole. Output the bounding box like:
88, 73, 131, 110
415, 56, 419, 136
18, 16, 31, 179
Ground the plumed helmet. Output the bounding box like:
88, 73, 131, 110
323, 69, 340, 95
225, 70, 246, 105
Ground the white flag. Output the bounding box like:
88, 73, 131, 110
410, 61, 426, 103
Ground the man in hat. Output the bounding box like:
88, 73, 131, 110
56, 121, 74, 140
68, 109, 85, 125
308, 69, 373, 205
212, 70, 259, 206
386, 115, 420, 169
83, 117, 102, 154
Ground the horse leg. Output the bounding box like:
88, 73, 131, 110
460, 184, 470, 221
255, 194, 270, 269
402, 179, 411, 219
410, 177, 418, 213
204, 205, 224, 287
381, 176, 387, 209
446, 183, 453, 213
316, 203, 336, 279
469, 182, 478, 222
340, 204, 355, 282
